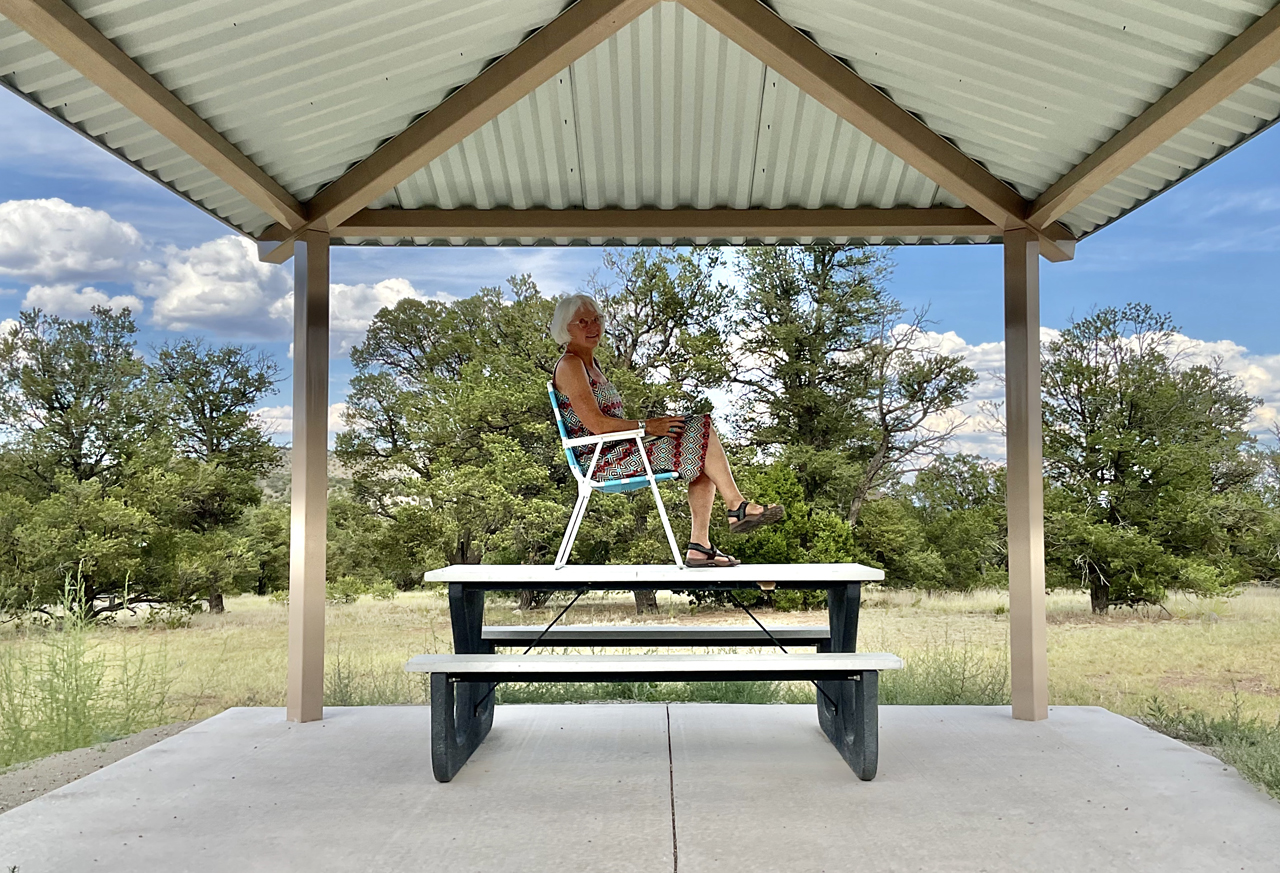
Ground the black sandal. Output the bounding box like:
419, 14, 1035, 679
727, 500, 785, 535
685, 542, 740, 568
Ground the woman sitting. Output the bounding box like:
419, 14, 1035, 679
550, 293, 784, 567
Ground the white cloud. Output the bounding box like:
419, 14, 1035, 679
140, 234, 451, 351
254, 403, 350, 444
141, 235, 291, 336
272, 277, 456, 355
21, 283, 144, 318
0, 198, 145, 282
918, 327, 1280, 461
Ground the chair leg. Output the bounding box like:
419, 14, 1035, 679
566, 489, 591, 554
634, 436, 683, 568
554, 490, 590, 569
647, 476, 684, 568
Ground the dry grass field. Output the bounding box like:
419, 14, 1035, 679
3, 585, 1278, 794
4, 585, 1274, 724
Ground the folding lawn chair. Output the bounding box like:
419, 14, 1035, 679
548, 382, 683, 569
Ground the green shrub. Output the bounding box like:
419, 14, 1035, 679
326, 575, 367, 605
143, 603, 197, 629
1145, 696, 1280, 799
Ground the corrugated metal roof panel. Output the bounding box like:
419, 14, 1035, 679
1, 0, 567, 234
3, 0, 1278, 245
378, 3, 969, 244
768, 0, 1280, 237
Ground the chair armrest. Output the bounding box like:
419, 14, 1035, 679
563, 428, 646, 448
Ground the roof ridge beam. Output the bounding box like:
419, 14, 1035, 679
1029, 4, 1280, 230
260, 0, 660, 263
0, 0, 306, 230
333, 206, 1001, 238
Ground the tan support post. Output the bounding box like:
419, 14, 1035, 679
286, 230, 329, 723
1004, 228, 1049, 721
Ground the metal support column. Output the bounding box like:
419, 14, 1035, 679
1004, 228, 1049, 721
286, 230, 330, 723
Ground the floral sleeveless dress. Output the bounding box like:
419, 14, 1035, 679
553, 369, 711, 482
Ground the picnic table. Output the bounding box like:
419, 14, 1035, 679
411, 563, 893, 782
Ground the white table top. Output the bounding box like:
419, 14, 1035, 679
422, 563, 883, 586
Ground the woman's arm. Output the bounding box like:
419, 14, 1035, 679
554, 356, 642, 435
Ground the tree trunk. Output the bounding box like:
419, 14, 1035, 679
1089, 580, 1109, 614
209, 591, 225, 614
517, 590, 551, 611
633, 590, 659, 615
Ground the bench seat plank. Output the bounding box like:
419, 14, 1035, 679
406, 652, 900, 683
482, 625, 831, 646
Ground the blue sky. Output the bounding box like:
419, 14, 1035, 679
1, 86, 1277, 454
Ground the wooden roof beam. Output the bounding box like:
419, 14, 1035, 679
678, 0, 1074, 262
333, 206, 1002, 239
0, 0, 306, 230
1030, 4, 1280, 230
259, 0, 660, 263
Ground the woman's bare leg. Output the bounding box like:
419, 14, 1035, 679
687, 472, 715, 547
701, 425, 771, 523
684, 425, 765, 563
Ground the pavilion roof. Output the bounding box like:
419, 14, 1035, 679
2, 0, 1278, 252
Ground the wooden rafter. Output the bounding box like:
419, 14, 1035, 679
332, 206, 1001, 239
259, 0, 660, 263
678, 0, 1074, 262
1029, 4, 1280, 229
0, 0, 306, 230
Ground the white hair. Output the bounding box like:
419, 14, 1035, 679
550, 293, 604, 344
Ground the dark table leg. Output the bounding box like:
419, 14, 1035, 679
817, 582, 878, 780
431, 583, 495, 782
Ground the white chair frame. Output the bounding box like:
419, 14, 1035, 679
549, 382, 683, 570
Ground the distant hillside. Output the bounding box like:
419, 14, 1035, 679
259, 448, 353, 502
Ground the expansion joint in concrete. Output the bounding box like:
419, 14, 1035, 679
666, 704, 678, 873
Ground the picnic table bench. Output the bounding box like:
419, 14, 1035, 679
410, 563, 897, 783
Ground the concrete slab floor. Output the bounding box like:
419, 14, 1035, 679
0, 705, 675, 873
670, 705, 1280, 873
0, 704, 1276, 873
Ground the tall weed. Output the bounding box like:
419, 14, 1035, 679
324, 643, 426, 706
879, 637, 1010, 705
0, 579, 172, 769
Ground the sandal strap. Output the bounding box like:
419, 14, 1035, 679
727, 500, 749, 522
687, 542, 734, 560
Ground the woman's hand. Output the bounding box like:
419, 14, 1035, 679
644, 416, 687, 438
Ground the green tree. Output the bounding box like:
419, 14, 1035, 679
153, 339, 280, 475
338, 277, 562, 568
908, 454, 1007, 591
0, 309, 281, 617
0, 308, 158, 494
151, 339, 280, 612
588, 247, 732, 411
339, 255, 737, 611
1041, 304, 1263, 611
732, 246, 976, 529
